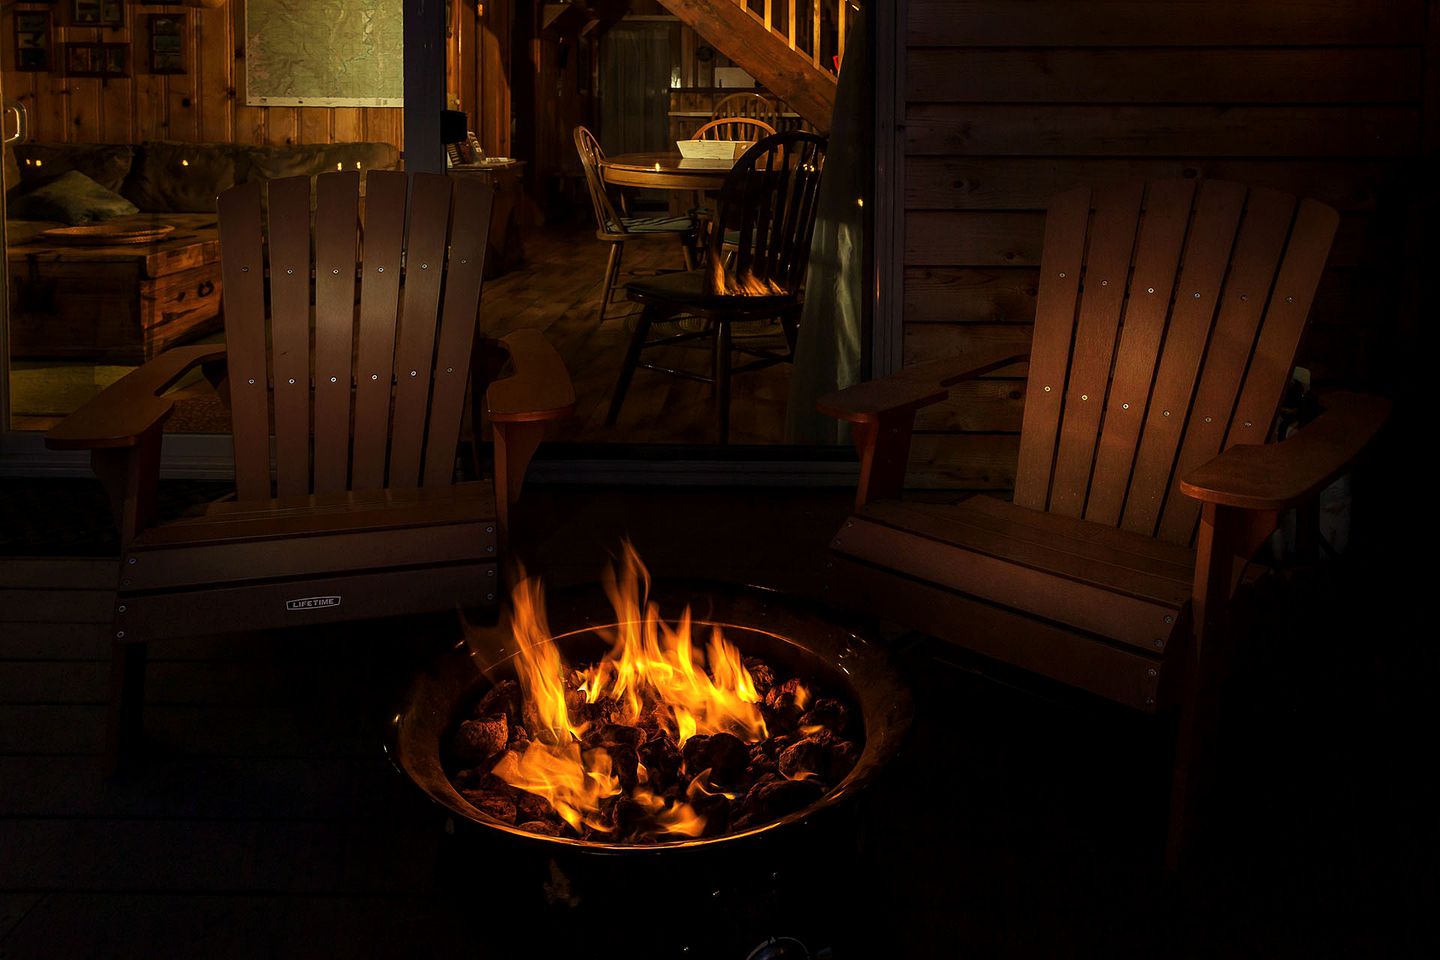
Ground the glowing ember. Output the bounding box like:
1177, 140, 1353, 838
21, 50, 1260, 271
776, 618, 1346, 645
448, 543, 860, 842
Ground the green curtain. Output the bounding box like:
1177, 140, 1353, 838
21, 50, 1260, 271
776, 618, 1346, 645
784, 4, 870, 445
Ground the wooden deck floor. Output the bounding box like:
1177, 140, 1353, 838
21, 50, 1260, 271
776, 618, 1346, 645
0, 485, 1431, 957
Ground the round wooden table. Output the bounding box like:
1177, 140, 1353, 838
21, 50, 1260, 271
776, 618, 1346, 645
600, 152, 734, 191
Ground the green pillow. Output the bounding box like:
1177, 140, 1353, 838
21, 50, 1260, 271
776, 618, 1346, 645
10, 170, 140, 225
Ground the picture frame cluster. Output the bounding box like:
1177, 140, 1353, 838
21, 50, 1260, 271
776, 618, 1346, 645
8, 3, 189, 77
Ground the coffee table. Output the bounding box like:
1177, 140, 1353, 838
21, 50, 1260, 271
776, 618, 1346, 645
7, 213, 223, 363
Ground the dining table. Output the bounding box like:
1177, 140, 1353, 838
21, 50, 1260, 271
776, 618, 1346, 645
600, 152, 735, 191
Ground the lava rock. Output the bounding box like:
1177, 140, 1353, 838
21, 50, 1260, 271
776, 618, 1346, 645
777, 737, 828, 780
798, 698, 850, 736
638, 735, 683, 792
744, 657, 776, 695
733, 777, 825, 828
475, 680, 522, 724
461, 789, 517, 824
453, 714, 509, 765
682, 732, 749, 785
516, 790, 553, 823
763, 678, 809, 729
517, 820, 563, 837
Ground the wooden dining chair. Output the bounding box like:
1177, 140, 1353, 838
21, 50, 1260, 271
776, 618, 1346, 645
574, 125, 700, 322
694, 117, 777, 143
816, 179, 1390, 867
44, 170, 575, 774
607, 131, 828, 443
710, 92, 783, 131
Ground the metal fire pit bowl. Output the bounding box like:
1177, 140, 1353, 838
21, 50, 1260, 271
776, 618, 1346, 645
385, 580, 912, 855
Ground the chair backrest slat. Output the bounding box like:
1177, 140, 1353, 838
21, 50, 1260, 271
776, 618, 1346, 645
574, 126, 623, 235
1083, 179, 1197, 526
695, 117, 776, 143
312, 171, 361, 494
217, 170, 496, 502
710, 92, 782, 129
1153, 197, 1336, 540
266, 176, 315, 498
1047, 181, 1145, 518
1013, 179, 1338, 546
350, 170, 407, 490
216, 181, 272, 502
1012, 186, 1090, 512
423, 178, 495, 487
388, 173, 454, 487
710, 131, 827, 296
1119, 181, 1253, 535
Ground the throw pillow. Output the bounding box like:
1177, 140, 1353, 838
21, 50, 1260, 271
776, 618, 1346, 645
124, 141, 238, 213
10, 170, 140, 225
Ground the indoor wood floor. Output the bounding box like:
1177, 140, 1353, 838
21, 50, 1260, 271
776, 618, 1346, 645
0, 482, 1430, 958
479, 223, 794, 445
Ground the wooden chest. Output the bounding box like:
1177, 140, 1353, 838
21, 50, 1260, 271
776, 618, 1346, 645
8, 215, 224, 364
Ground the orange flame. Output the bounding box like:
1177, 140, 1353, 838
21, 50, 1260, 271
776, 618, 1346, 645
489, 543, 776, 838
708, 252, 787, 297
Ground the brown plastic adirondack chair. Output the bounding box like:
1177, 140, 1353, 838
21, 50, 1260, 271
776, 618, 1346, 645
44, 170, 575, 774
818, 179, 1390, 867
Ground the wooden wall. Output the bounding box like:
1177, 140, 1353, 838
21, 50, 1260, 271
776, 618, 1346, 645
2, 2, 406, 150
901, 0, 1429, 490
448, 0, 513, 158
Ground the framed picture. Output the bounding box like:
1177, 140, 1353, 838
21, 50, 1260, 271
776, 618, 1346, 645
72, 0, 123, 27
148, 14, 186, 75
64, 42, 128, 78
14, 12, 53, 73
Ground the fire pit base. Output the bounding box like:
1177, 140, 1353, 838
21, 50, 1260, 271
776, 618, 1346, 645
387, 580, 911, 957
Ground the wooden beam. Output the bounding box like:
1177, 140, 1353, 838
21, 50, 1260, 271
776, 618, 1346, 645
655, 0, 835, 131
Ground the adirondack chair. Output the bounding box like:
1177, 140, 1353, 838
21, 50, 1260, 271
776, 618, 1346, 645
45, 170, 575, 773
818, 179, 1390, 867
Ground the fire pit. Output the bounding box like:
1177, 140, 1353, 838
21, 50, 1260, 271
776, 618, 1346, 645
387, 548, 911, 855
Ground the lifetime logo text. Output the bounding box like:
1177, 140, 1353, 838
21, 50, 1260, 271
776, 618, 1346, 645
286, 596, 341, 611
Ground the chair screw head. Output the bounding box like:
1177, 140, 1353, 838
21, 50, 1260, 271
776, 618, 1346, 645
288, 378, 295, 385
117, 605, 127, 613
127, 557, 137, 565
1081, 394, 1088, 401
446, 367, 453, 373
1147, 668, 1157, 678
1153, 638, 1163, 648
486, 594, 494, 602
248, 379, 255, 385
1285, 296, 1294, 303
1147, 287, 1155, 294
460, 259, 468, 265
286, 268, 294, 275
377, 266, 384, 273
1058, 272, 1066, 278
1145, 697, 1155, 706
1240, 294, 1249, 301
330, 376, 337, 383
1244, 421, 1253, 428
241, 266, 249, 273
116, 631, 126, 639
1043, 385, 1051, 392
1163, 410, 1171, 417
1122, 402, 1129, 410
486, 569, 495, 577
1204, 416, 1212, 423
1164, 615, 1174, 624
371, 374, 379, 380
1100, 280, 1108, 286
486, 545, 495, 553
332, 268, 341, 275
485, 526, 494, 534
421, 263, 429, 269
410, 370, 417, 377
1193, 292, 1201, 299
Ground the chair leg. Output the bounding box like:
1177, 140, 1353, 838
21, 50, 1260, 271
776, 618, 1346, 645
679, 234, 696, 272
606, 303, 656, 426
714, 321, 732, 444
104, 638, 148, 777
599, 242, 624, 322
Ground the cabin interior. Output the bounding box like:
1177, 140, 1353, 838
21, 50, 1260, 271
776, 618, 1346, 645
0, 1, 1431, 957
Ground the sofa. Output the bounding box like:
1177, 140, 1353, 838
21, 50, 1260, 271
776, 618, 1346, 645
5, 140, 400, 362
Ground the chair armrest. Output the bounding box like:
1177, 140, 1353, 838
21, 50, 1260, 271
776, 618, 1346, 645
485, 329, 576, 423
44, 344, 227, 450
1180, 391, 1391, 511
816, 346, 1030, 424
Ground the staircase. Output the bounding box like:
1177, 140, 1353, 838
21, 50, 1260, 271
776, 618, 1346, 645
656, 0, 853, 132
